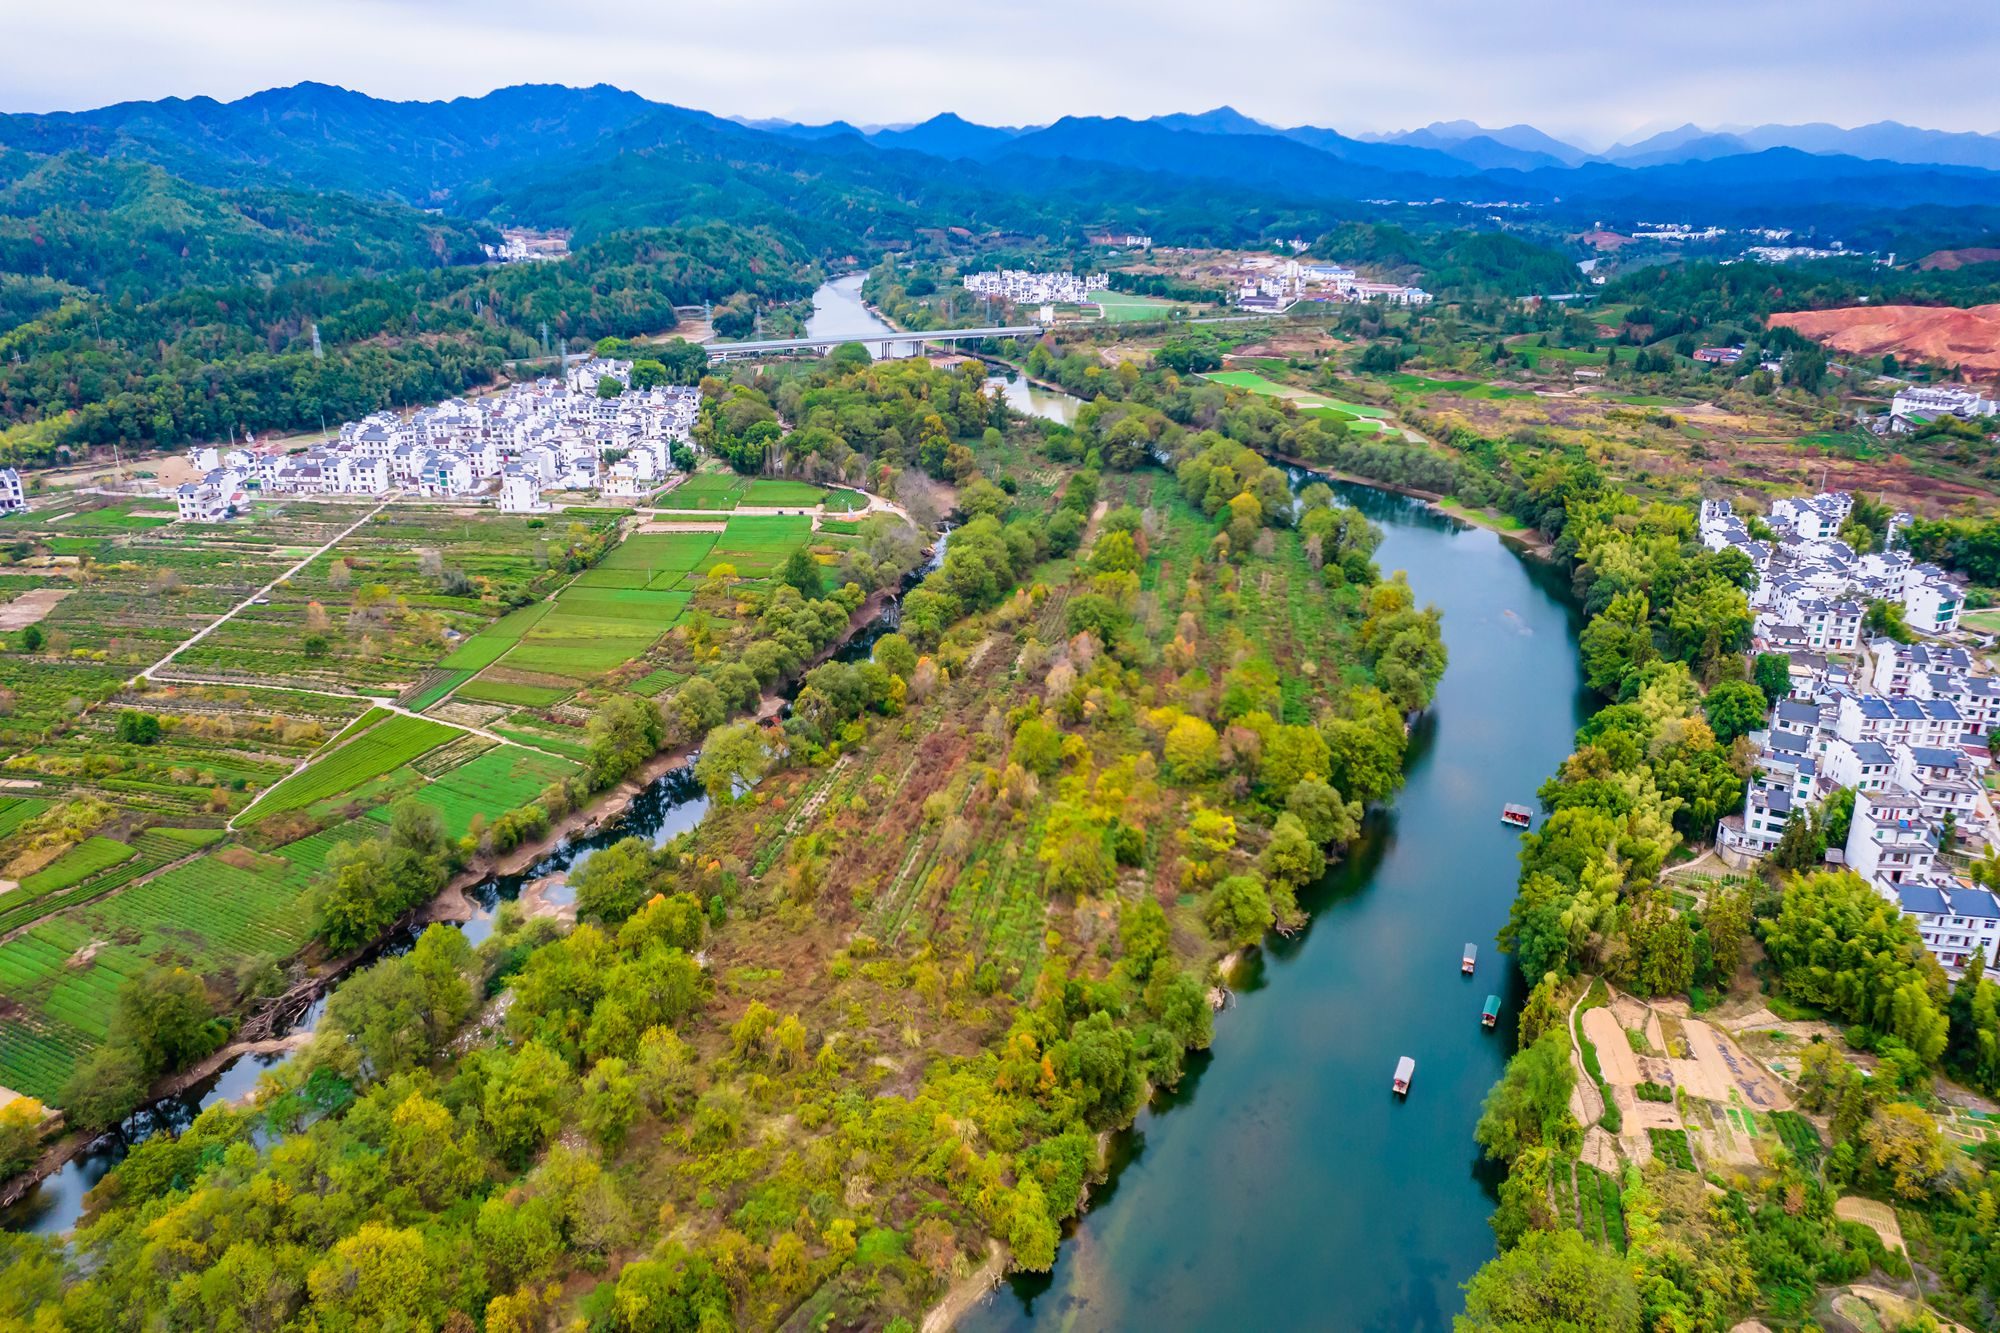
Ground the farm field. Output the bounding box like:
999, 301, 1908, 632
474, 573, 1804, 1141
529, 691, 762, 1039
1206, 370, 1395, 418
658, 472, 866, 512
239, 712, 460, 824
1090, 289, 1179, 322
0, 482, 884, 1105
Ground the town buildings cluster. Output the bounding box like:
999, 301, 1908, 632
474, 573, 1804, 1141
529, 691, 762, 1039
1704, 492, 1999, 974
1230, 257, 1431, 313
960, 269, 1110, 305
169, 359, 699, 519
1882, 384, 2000, 437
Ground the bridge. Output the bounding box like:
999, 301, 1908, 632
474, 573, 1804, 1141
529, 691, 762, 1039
704, 325, 1045, 361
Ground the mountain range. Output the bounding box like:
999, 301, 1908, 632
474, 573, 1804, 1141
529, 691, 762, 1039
5, 84, 2000, 261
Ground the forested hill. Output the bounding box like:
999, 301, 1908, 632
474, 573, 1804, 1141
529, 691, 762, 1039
0, 224, 813, 459
0, 149, 493, 303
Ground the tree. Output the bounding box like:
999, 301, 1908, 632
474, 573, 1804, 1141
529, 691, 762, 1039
872, 632, 917, 680
580, 1057, 641, 1153
1474, 1030, 1577, 1163
0, 1098, 43, 1178
482, 1039, 572, 1168
1206, 874, 1271, 949
1753, 651, 1793, 703
694, 722, 771, 801
113, 966, 218, 1076
1286, 778, 1360, 847
1579, 591, 1655, 698
1162, 715, 1219, 782
114, 710, 162, 745
1863, 1102, 1947, 1199
778, 548, 825, 600
59, 1045, 148, 1133
1865, 598, 1917, 644
1701, 679, 1766, 745
1457, 1228, 1640, 1333
586, 695, 665, 789
18, 625, 42, 653
306, 1223, 441, 1330
572, 836, 660, 924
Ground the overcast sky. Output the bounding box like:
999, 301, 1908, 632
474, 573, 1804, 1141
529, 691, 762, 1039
5, 0, 1995, 148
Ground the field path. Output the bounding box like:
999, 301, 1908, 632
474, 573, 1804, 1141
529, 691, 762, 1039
133, 496, 395, 686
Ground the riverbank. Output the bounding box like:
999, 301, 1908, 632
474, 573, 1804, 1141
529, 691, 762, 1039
1271, 452, 1556, 558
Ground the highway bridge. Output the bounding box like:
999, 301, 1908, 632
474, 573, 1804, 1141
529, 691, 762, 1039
704, 325, 1044, 361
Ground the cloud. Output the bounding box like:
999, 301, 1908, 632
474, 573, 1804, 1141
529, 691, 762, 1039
5, 0, 1996, 144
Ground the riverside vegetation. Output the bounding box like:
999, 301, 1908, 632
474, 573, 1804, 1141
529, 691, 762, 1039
0, 347, 1443, 1330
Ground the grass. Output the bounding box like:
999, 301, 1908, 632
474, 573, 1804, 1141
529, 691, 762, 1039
666, 473, 753, 510
1089, 289, 1179, 323
458, 677, 572, 707
19, 837, 136, 893
371, 745, 577, 838
741, 479, 828, 507
240, 713, 459, 823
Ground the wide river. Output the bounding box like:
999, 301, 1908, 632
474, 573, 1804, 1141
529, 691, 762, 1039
960, 478, 1592, 1333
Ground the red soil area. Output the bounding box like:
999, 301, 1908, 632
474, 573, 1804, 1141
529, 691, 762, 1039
1917, 247, 2000, 271
1770, 304, 2000, 380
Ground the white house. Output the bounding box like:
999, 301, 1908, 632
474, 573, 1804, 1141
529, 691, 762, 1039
0, 468, 26, 514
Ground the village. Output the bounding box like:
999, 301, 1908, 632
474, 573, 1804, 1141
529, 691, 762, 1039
1702, 491, 2000, 978
164, 358, 700, 519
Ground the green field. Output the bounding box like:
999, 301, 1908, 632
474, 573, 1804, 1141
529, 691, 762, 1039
240, 713, 460, 823
457, 677, 573, 707
663, 474, 857, 511
665, 473, 754, 510
20, 837, 137, 894
1207, 371, 1395, 419
705, 515, 814, 576
1089, 289, 1179, 323
741, 479, 829, 507
369, 746, 578, 839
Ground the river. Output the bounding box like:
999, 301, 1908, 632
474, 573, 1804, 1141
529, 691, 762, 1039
959, 479, 1592, 1333
805, 274, 901, 357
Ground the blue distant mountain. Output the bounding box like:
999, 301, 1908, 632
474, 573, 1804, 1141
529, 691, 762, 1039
6, 84, 2000, 237
867, 113, 1024, 159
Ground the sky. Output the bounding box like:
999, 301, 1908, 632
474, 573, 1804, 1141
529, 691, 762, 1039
5, 0, 1997, 147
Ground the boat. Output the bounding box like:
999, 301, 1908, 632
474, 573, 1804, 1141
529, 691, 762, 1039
1392, 1056, 1415, 1096
1462, 943, 1478, 974
1482, 995, 1501, 1028
1501, 803, 1533, 829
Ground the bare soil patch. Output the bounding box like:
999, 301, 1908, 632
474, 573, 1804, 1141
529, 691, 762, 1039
1917, 247, 2000, 271
1772, 304, 2000, 380
0, 588, 70, 630
1583, 1005, 1641, 1086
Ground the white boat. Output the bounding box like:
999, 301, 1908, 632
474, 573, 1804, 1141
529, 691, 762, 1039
1462, 943, 1478, 975
1393, 1055, 1415, 1096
